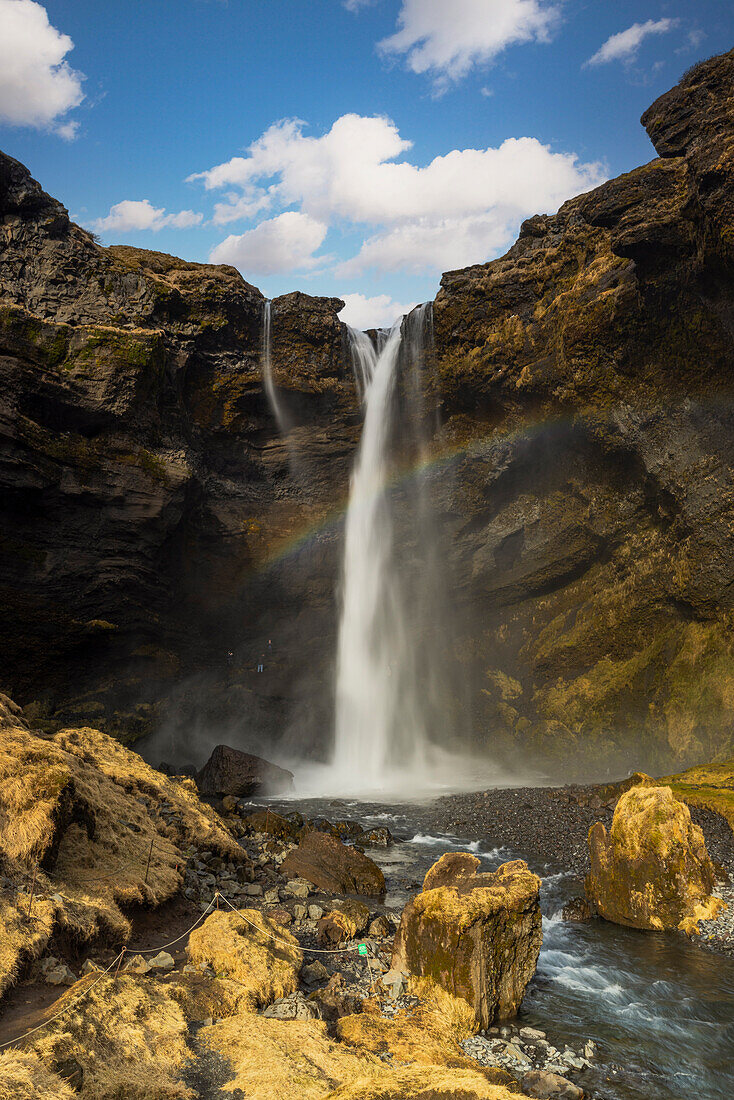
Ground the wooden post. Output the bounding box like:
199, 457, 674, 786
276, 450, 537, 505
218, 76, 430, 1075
144, 839, 154, 885
27, 864, 37, 918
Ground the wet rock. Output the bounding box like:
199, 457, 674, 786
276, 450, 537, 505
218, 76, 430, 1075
521, 1069, 584, 1098
196, 745, 293, 798
281, 830, 385, 896
392, 853, 542, 1027
361, 826, 393, 848
586, 784, 723, 932
561, 896, 596, 923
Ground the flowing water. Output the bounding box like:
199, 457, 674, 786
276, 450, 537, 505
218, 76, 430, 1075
328, 306, 476, 796
261, 299, 288, 433
263, 795, 734, 1100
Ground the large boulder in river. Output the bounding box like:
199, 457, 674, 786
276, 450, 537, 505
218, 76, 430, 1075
392, 853, 542, 1027
280, 830, 385, 895
196, 744, 294, 798
585, 784, 723, 933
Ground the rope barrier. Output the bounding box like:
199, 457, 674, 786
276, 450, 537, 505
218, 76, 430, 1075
0, 898, 220, 1052
0, 949, 126, 1052
215, 891, 371, 957
0, 892, 379, 1053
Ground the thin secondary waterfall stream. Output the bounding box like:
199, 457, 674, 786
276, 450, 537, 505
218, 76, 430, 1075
331, 304, 445, 794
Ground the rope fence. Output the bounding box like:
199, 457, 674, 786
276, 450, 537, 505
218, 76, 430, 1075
0, 890, 376, 1053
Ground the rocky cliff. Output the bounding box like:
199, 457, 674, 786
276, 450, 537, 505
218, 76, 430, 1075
431, 48, 734, 776
1, 50, 733, 778
0, 151, 357, 754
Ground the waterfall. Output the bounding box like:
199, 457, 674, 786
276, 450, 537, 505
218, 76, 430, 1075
331, 304, 443, 793
261, 299, 288, 433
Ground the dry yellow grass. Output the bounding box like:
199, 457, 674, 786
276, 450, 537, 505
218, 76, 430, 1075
661, 759, 734, 831
201, 1014, 381, 1099
337, 979, 478, 1070
0, 892, 56, 999
324, 1066, 521, 1099
186, 909, 301, 1012
31, 975, 193, 1100
0, 1051, 74, 1100
0, 697, 243, 996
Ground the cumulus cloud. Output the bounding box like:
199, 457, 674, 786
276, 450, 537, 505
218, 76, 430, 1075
0, 0, 85, 135
339, 293, 419, 330
585, 19, 677, 67
92, 200, 203, 234
194, 116, 605, 276
209, 211, 328, 275
379, 0, 559, 85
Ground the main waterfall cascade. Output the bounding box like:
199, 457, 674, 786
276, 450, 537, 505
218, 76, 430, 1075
330, 304, 465, 794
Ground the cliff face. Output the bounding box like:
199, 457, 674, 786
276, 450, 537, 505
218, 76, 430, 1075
432, 50, 734, 775
1, 51, 733, 779
0, 153, 357, 751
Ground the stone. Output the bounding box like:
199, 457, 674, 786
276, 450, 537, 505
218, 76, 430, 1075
281, 831, 385, 896
561, 896, 595, 923
221, 795, 238, 813
44, 962, 77, 986
361, 826, 392, 848
520, 1027, 546, 1041
262, 991, 320, 1020
293, 903, 308, 920
310, 972, 362, 1021
148, 951, 175, 971
196, 745, 294, 798
264, 887, 281, 904
286, 879, 311, 898
245, 883, 264, 897
123, 955, 151, 975
269, 907, 293, 926
586, 784, 723, 932
302, 961, 329, 984
521, 1070, 584, 1099
381, 969, 408, 999
368, 915, 390, 938
307, 904, 323, 921
244, 810, 300, 840
80, 959, 102, 975
391, 854, 542, 1028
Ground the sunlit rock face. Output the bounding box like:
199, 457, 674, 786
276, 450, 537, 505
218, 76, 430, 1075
431, 48, 734, 778
585, 784, 722, 933
1, 50, 734, 779
391, 853, 542, 1027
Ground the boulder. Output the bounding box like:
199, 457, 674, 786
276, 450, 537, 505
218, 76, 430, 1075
391, 854, 542, 1028
280, 831, 385, 896
521, 1070, 584, 1099
243, 809, 299, 840
196, 745, 294, 798
318, 900, 371, 944
585, 784, 724, 932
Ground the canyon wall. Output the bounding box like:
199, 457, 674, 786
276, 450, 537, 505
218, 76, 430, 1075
1, 50, 733, 779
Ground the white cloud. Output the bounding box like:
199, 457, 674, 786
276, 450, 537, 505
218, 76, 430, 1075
209, 211, 328, 275
585, 19, 677, 67
0, 0, 85, 135
379, 0, 559, 85
194, 117, 605, 276
339, 293, 419, 330
92, 199, 203, 234
343, 0, 373, 9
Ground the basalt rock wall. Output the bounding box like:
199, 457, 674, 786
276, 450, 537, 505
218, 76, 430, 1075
0, 151, 357, 754
2, 51, 734, 778
431, 49, 734, 776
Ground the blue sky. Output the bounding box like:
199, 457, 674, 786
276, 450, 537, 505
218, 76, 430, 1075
0, 0, 731, 327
